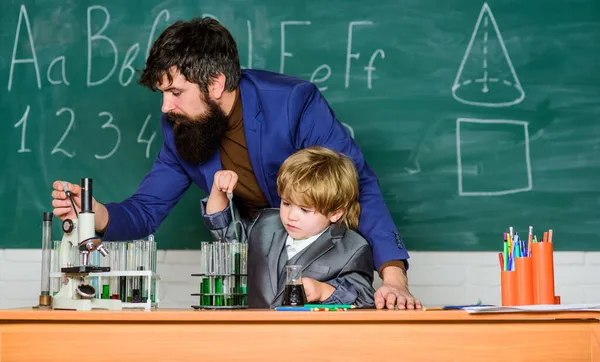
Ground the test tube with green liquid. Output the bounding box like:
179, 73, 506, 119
212, 242, 223, 306
150, 235, 157, 303
201, 242, 212, 306
241, 242, 248, 306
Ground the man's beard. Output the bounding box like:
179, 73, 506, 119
167, 99, 229, 165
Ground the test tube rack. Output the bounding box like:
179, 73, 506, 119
50, 270, 160, 311
191, 241, 248, 310
50, 238, 160, 311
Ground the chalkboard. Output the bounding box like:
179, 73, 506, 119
1, 0, 599, 251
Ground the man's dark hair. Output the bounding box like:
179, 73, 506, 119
139, 17, 241, 94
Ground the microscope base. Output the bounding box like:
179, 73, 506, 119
53, 297, 122, 311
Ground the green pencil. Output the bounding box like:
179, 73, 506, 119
503, 242, 508, 272
303, 304, 356, 309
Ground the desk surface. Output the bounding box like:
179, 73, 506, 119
1, 308, 599, 322
1, 308, 599, 362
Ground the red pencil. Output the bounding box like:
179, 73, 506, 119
498, 252, 504, 271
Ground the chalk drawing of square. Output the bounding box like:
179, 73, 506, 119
456, 118, 532, 196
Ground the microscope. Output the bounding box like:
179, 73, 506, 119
52, 178, 122, 311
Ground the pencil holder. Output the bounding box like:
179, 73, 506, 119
191, 241, 248, 310
501, 270, 518, 306
531, 242, 555, 304
515, 257, 534, 305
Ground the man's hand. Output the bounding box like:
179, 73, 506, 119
375, 264, 422, 310
302, 278, 335, 302
375, 283, 422, 310
51, 180, 109, 232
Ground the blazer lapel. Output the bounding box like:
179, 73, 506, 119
294, 229, 335, 273
240, 75, 277, 207
266, 228, 288, 296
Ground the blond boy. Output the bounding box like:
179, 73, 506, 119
201, 146, 375, 308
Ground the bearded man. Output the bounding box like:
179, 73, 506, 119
51, 17, 421, 310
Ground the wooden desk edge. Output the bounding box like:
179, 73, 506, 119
0, 308, 599, 323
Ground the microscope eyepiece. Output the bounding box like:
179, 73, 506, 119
81, 178, 93, 213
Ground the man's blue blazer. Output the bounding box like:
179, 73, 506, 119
102, 69, 409, 270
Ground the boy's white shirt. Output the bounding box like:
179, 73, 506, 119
285, 228, 328, 259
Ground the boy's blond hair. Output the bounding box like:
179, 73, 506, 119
277, 146, 361, 230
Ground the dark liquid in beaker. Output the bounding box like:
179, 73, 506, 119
282, 285, 307, 306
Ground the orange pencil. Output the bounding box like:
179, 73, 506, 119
543, 231, 548, 243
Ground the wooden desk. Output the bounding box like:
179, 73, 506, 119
0, 308, 599, 361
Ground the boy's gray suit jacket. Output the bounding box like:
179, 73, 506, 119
201, 199, 375, 309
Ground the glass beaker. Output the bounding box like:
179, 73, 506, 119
282, 265, 307, 306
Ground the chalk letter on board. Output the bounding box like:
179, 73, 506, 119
202, 13, 220, 21
14, 105, 32, 153
47, 56, 70, 86
146, 10, 170, 60
120, 44, 140, 86
246, 20, 253, 69
345, 21, 372, 89
280, 21, 311, 74
342, 122, 355, 139
95, 112, 121, 160
310, 64, 331, 92
8, 5, 41, 91
365, 49, 385, 89
87, 6, 118, 87
138, 114, 156, 159
53, 108, 76, 158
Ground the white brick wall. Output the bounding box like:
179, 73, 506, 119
1, 250, 599, 309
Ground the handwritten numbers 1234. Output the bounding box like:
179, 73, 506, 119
14, 106, 155, 160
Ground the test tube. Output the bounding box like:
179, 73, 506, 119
127, 242, 136, 302
119, 242, 127, 302
109, 242, 119, 299
39, 212, 53, 306
141, 239, 151, 303
213, 242, 223, 306
51, 240, 60, 295
150, 235, 156, 303
198, 242, 205, 306
224, 242, 232, 306
200, 242, 211, 306
132, 240, 142, 303
91, 248, 100, 297
240, 242, 248, 306
101, 248, 110, 299
232, 242, 240, 305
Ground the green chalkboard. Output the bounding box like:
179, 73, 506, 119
1, 0, 599, 251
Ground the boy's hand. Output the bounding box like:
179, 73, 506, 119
213, 170, 239, 194
302, 278, 335, 302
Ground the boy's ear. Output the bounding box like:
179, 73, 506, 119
329, 209, 344, 223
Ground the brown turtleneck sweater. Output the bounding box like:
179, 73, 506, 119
220, 89, 269, 219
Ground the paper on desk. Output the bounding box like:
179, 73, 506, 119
463, 303, 600, 314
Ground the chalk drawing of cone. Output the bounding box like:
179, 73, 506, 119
452, 3, 525, 108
